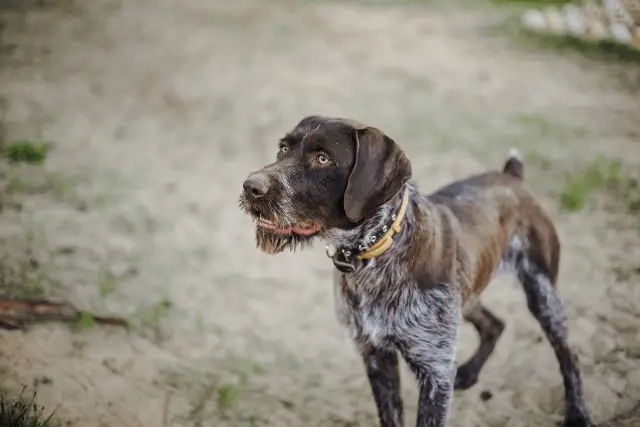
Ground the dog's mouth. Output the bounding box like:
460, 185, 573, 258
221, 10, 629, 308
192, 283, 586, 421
255, 217, 321, 236
239, 195, 322, 254
252, 216, 321, 254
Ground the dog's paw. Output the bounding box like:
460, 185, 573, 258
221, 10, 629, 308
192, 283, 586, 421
454, 365, 478, 390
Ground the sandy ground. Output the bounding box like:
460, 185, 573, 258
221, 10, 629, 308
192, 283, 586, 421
0, 0, 639, 426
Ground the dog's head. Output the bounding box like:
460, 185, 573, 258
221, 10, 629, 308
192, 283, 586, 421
239, 115, 412, 254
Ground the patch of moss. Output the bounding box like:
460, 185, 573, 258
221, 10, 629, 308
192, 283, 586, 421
73, 311, 97, 331
2, 141, 52, 164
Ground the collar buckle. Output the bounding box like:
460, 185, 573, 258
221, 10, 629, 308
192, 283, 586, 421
328, 188, 409, 273
326, 244, 356, 273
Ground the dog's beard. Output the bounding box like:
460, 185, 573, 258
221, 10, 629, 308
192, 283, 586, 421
255, 227, 314, 254
240, 194, 318, 254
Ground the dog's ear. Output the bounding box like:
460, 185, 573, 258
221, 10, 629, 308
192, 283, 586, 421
344, 127, 412, 223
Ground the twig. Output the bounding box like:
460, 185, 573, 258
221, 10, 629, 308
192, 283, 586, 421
0, 297, 128, 330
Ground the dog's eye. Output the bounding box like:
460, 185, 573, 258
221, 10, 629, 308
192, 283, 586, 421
316, 154, 330, 165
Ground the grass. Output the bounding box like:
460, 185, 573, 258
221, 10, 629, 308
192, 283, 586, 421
558, 156, 639, 213
486, 10, 640, 64
514, 113, 558, 136
135, 298, 173, 342
0, 390, 55, 427
73, 311, 97, 331
187, 379, 245, 426
160, 355, 268, 426
216, 383, 243, 414
0, 228, 62, 300
140, 298, 172, 327
188, 373, 247, 425
512, 113, 586, 139
1, 138, 81, 206
1, 141, 52, 164
4, 171, 78, 207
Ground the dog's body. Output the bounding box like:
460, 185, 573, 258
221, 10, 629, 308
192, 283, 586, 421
240, 116, 592, 427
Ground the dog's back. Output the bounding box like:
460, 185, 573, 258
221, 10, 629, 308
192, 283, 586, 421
425, 149, 560, 304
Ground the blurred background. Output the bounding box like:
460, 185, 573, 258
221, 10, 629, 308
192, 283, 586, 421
0, 0, 639, 426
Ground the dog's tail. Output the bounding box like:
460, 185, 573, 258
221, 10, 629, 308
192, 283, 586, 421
503, 148, 524, 180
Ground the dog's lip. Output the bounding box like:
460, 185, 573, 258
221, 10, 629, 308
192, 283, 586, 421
256, 217, 321, 236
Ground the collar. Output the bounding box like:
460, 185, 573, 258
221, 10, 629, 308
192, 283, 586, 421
326, 189, 410, 273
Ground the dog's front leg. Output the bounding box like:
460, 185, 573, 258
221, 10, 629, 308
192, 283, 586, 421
360, 344, 404, 427
400, 289, 460, 427
414, 363, 456, 427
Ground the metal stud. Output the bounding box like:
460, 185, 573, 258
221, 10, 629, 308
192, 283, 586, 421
370, 235, 377, 243
391, 214, 397, 221
382, 225, 388, 232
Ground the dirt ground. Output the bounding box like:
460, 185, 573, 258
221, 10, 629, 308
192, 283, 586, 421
0, 0, 639, 426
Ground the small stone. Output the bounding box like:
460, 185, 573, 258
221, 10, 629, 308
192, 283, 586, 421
56, 246, 76, 255
480, 390, 493, 401
33, 375, 53, 387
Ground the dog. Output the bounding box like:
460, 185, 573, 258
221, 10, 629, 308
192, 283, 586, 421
239, 116, 592, 427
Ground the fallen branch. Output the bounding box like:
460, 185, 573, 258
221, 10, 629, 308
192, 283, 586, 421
0, 297, 128, 330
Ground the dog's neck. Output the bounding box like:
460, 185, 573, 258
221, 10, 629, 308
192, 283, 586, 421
324, 184, 417, 272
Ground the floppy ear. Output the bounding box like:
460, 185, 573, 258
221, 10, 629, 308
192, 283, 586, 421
344, 127, 412, 223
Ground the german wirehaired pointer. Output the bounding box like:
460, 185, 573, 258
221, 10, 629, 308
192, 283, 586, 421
239, 116, 592, 427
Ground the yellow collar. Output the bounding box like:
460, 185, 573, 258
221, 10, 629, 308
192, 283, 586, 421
357, 189, 410, 260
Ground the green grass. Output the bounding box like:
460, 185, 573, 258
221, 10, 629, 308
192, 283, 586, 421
0, 391, 55, 427
73, 311, 97, 331
0, 228, 62, 300
186, 377, 245, 425
512, 113, 587, 140
559, 156, 640, 213
216, 383, 242, 414
486, 12, 640, 64
1, 141, 52, 164
135, 298, 173, 342
4, 171, 78, 206
140, 298, 172, 327
190, 376, 247, 424
160, 354, 268, 425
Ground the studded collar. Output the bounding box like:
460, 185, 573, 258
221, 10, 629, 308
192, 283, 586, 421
326, 189, 410, 273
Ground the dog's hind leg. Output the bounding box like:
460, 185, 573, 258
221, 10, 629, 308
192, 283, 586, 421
516, 244, 592, 427
454, 302, 505, 390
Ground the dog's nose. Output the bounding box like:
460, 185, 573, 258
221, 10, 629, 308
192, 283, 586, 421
243, 173, 270, 199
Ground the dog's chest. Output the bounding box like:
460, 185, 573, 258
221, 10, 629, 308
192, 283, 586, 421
356, 297, 395, 347
335, 272, 413, 347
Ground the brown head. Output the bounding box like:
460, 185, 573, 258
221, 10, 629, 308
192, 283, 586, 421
239, 115, 412, 254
